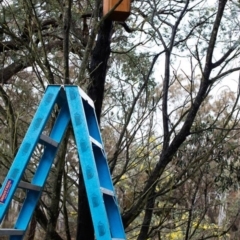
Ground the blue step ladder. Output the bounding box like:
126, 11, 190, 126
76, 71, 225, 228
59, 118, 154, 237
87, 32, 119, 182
0, 85, 126, 240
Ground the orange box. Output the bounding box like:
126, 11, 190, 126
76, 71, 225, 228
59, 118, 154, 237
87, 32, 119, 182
103, 0, 131, 21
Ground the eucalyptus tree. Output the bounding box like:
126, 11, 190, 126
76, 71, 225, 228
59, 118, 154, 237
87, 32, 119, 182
0, 0, 240, 239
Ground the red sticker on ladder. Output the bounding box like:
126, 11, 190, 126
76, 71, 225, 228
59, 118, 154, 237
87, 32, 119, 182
0, 179, 14, 204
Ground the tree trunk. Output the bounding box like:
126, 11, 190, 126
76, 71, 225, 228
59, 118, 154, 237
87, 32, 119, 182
88, 19, 113, 123
76, 170, 94, 240
27, 215, 37, 240
76, 18, 112, 240
44, 130, 69, 240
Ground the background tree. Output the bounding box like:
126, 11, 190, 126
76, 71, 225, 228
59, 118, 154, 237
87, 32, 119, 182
0, 0, 240, 239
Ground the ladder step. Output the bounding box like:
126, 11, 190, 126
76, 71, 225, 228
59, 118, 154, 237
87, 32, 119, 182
100, 187, 114, 196
78, 87, 95, 108
18, 181, 42, 191
0, 229, 24, 236
90, 136, 103, 149
39, 134, 58, 147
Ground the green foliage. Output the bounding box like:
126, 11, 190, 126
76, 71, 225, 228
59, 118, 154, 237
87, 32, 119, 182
1, 0, 240, 239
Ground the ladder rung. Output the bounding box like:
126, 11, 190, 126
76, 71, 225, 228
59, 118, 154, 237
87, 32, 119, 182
90, 136, 103, 149
100, 187, 114, 196
39, 134, 58, 147
0, 229, 24, 236
18, 181, 42, 191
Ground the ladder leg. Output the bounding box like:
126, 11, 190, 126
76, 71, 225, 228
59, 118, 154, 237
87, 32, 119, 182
12, 102, 71, 236
65, 86, 113, 240
0, 86, 62, 223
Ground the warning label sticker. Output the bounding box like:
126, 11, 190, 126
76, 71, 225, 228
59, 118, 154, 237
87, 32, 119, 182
0, 179, 14, 204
